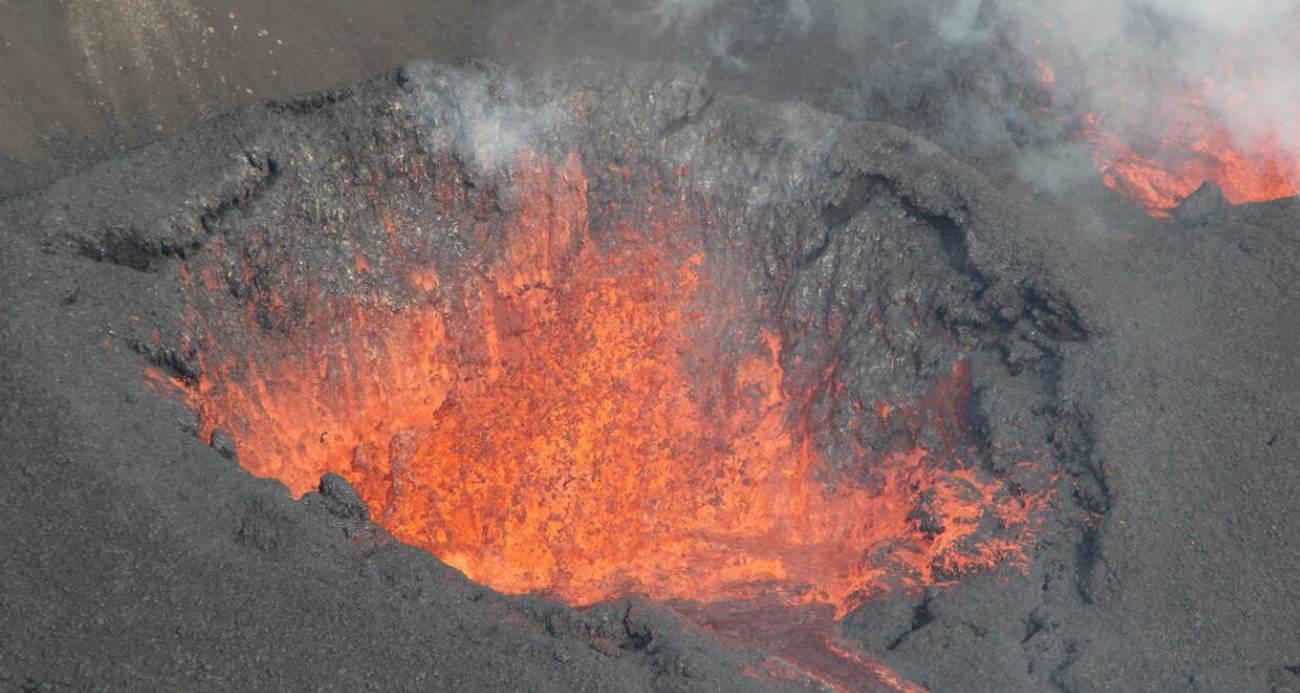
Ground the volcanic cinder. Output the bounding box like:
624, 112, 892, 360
1, 59, 1297, 692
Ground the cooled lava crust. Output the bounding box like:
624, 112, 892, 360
4, 61, 1122, 691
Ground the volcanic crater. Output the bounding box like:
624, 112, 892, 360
27, 61, 1101, 690
132, 61, 1087, 657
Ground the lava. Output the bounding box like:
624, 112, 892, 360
163, 149, 1049, 687
1082, 105, 1299, 217
1033, 18, 1300, 217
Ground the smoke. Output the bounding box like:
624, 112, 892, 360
781, 0, 1298, 201
936, 0, 988, 41
457, 0, 1296, 205
1005, 0, 1300, 148
402, 63, 572, 172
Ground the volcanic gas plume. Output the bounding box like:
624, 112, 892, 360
150, 148, 1050, 629
1023, 2, 1300, 216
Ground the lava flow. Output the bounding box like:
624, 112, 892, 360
158, 149, 1049, 687
1082, 101, 1299, 217
1043, 18, 1300, 217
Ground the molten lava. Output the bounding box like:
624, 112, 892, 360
1039, 23, 1300, 217
168, 150, 1046, 622
1082, 105, 1299, 217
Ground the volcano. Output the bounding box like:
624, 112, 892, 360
2, 54, 1298, 693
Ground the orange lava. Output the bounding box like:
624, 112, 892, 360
1083, 109, 1299, 217
172, 151, 1047, 620
1066, 32, 1300, 217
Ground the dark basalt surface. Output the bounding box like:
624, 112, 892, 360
0, 60, 1296, 692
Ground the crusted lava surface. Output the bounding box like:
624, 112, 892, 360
2, 59, 1296, 692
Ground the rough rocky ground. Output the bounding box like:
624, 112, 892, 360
1, 15, 1299, 693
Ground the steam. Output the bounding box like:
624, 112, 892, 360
402, 63, 572, 171
787, 0, 1300, 186
451, 0, 1298, 205
1004, 0, 1300, 151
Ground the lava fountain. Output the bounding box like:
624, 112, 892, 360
143, 65, 1063, 689
165, 150, 1046, 618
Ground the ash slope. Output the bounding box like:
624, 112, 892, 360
0, 59, 1292, 693
1027, 191, 1300, 692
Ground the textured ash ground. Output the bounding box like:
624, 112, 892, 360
1, 12, 1299, 693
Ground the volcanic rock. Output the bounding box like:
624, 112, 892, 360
1172, 180, 1232, 225
210, 428, 238, 461
317, 472, 370, 522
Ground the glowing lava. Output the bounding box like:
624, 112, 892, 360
1082, 105, 1299, 217
1037, 17, 1300, 217
166, 151, 1046, 622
